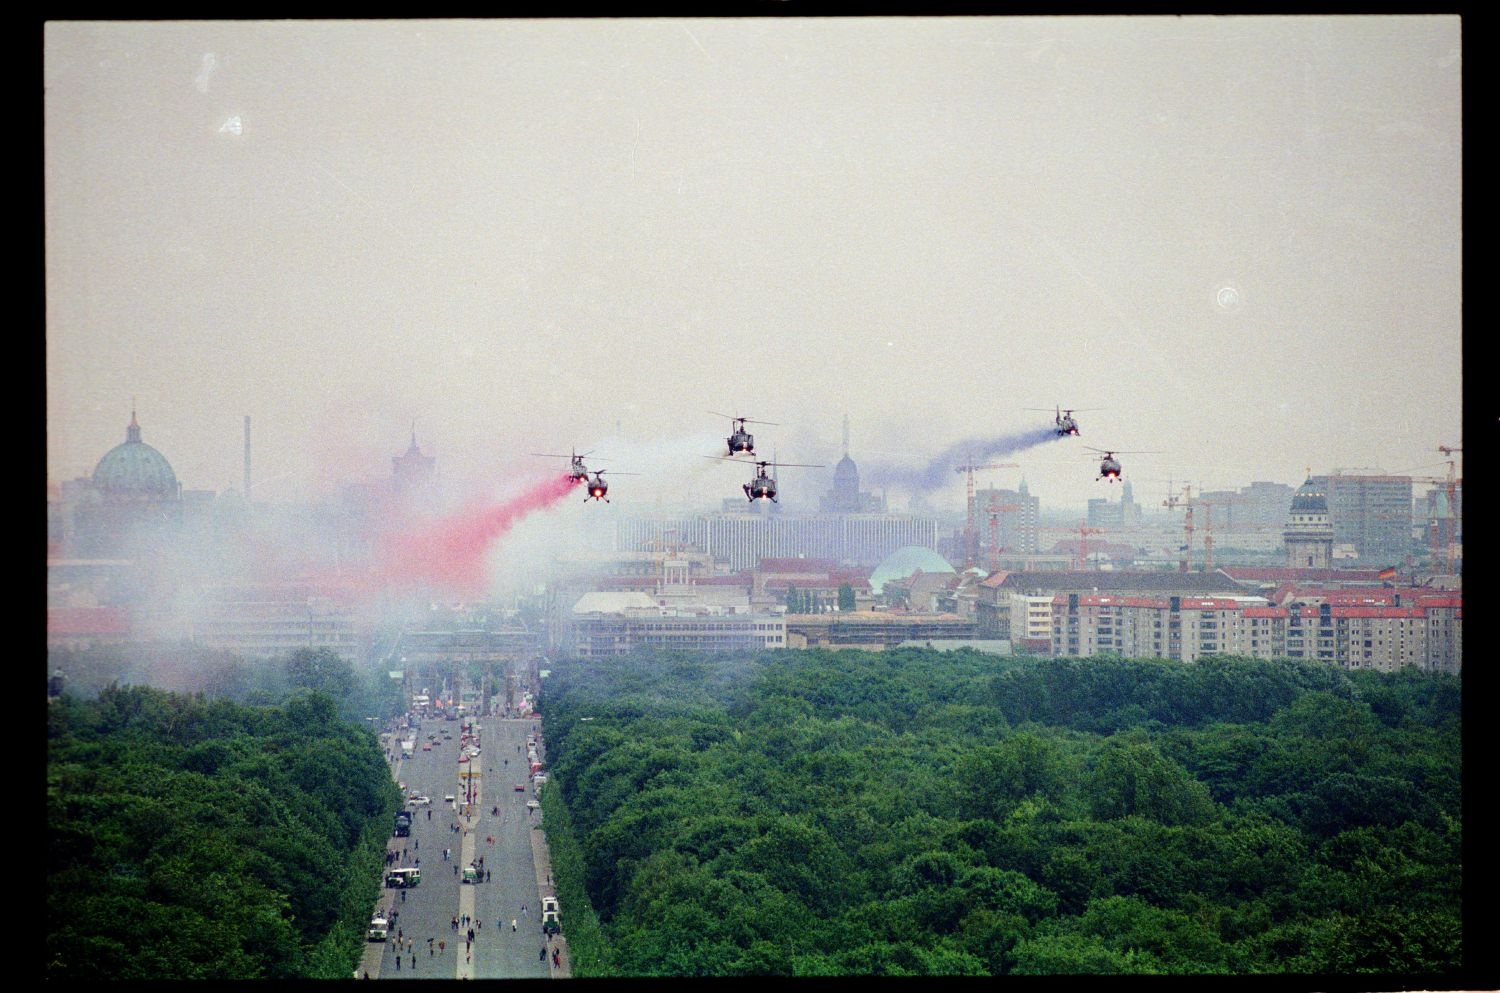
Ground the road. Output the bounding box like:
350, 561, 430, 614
361, 716, 557, 979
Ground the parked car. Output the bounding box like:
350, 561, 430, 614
514, 783, 526, 792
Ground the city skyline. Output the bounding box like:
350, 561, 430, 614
46, 17, 1461, 518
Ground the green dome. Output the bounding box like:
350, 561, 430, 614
1289, 478, 1328, 514
870, 545, 955, 594
91, 411, 178, 501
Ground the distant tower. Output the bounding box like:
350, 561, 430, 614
1283, 477, 1334, 569
243, 415, 252, 507
822, 415, 863, 513
392, 423, 436, 502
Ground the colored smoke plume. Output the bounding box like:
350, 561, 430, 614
867, 427, 1066, 492
376, 473, 577, 594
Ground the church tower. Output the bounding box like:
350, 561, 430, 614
1283, 477, 1334, 569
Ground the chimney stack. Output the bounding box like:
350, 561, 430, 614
243, 415, 252, 508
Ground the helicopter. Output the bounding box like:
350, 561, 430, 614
531, 449, 604, 484
1084, 447, 1156, 482
707, 456, 823, 503
710, 412, 778, 457
582, 468, 638, 503
1026, 406, 1100, 437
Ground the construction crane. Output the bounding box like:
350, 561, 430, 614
1071, 523, 1104, 571
985, 495, 1020, 573
1162, 482, 1195, 572
1408, 446, 1462, 574
1195, 495, 1222, 573
955, 461, 1018, 569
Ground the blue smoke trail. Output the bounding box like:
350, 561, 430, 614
866, 427, 1065, 492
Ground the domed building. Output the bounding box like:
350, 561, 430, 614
870, 545, 956, 595
72, 408, 183, 556
819, 415, 886, 513
92, 409, 180, 502
1283, 477, 1333, 569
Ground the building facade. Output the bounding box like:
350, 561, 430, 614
1284, 478, 1335, 569
568, 592, 786, 657
188, 581, 365, 660
1046, 591, 1459, 672
1310, 473, 1415, 566
618, 512, 938, 572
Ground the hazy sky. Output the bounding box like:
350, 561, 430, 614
45, 16, 1461, 515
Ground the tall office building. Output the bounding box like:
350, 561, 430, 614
976, 480, 1040, 554
1310, 473, 1414, 565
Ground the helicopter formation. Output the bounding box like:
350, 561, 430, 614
530, 450, 639, 502
1023, 406, 1152, 483
537, 406, 1150, 504
1023, 406, 1100, 439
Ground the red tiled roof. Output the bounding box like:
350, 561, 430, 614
694, 574, 753, 586
48, 607, 130, 636
757, 558, 841, 573
1222, 567, 1386, 582
1333, 606, 1426, 619
1051, 595, 1245, 611
1054, 595, 1171, 609
1413, 595, 1462, 609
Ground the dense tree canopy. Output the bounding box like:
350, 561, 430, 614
540, 648, 1462, 977
47, 686, 400, 979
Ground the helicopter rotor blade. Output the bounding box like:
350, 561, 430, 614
708, 411, 778, 426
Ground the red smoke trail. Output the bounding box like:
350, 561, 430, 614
376, 474, 577, 595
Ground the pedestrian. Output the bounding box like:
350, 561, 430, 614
453, 864, 458, 877
395, 956, 400, 971
428, 938, 434, 951
439, 940, 446, 954
401, 889, 406, 903
512, 919, 517, 932
414, 839, 418, 850
486, 869, 491, 883
415, 857, 420, 868
540, 946, 547, 962
522, 904, 526, 916
476, 919, 481, 930
410, 955, 415, 970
